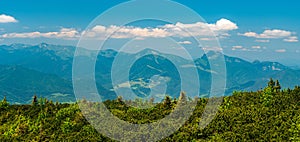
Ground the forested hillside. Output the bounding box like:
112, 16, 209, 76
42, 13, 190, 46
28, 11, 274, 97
0, 80, 300, 141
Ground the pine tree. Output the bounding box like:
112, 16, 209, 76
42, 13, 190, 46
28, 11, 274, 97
274, 80, 281, 92
179, 91, 187, 105
163, 96, 172, 109
3, 96, 7, 104
0, 96, 9, 108
117, 96, 123, 103
149, 97, 154, 104
49, 100, 54, 105
173, 98, 178, 104
268, 78, 275, 91
262, 79, 276, 107
32, 95, 38, 106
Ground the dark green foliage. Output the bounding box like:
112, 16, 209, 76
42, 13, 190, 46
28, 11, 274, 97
289, 114, 300, 141
0, 81, 300, 141
32, 95, 38, 106
275, 80, 281, 92
0, 96, 9, 109
268, 78, 275, 89
116, 96, 123, 103
163, 96, 172, 109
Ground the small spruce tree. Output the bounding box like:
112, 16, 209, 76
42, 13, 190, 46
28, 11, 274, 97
268, 78, 275, 91
117, 96, 123, 103
0, 96, 9, 108
163, 96, 172, 109
274, 80, 281, 92
149, 97, 154, 104
179, 91, 187, 105
32, 95, 38, 106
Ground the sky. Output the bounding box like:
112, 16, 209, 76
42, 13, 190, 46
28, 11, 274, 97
0, 0, 300, 67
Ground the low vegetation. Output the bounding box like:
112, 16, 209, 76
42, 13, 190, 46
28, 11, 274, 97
0, 79, 300, 141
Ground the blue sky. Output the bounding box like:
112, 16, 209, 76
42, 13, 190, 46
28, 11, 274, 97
0, 0, 300, 66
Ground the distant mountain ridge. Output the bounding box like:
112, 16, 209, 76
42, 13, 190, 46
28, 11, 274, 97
0, 65, 74, 104
0, 43, 300, 104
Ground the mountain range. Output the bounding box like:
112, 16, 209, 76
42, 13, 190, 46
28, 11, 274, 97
1, 43, 300, 104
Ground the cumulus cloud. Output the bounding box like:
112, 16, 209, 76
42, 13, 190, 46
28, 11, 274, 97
82, 18, 238, 39
1, 28, 79, 40
232, 45, 243, 50
208, 18, 238, 31
275, 49, 286, 53
202, 46, 223, 51
199, 37, 217, 41
283, 36, 298, 42
240, 29, 291, 38
255, 39, 270, 43
252, 46, 261, 49
231, 45, 263, 52
82, 25, 170, 39
177, 40, 192, 45
239, 29, 298, 42
0, 18, 238, 40
161, 18, 237, 37
0, 14, 18, 23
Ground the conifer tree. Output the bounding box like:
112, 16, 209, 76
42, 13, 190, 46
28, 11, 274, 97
117, 96, 123, 103
173, 97, 178, 104
32, 95, 38, 106
2, 96, 7, 104
0, 96, 9, 108
179, 91, 187, 105
268, 78, 275, 91
274, 80, 281, 92
149, 97, 154, 104
163, 96, 172, 109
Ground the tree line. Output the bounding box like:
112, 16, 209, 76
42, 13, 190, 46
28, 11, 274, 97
0, 79, 300, 141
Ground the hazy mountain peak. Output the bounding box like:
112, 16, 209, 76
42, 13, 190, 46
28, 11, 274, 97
7, 43, 31, 49
99, 49, 117, 58
138, 48, 161, 55
39, 43, 49, 48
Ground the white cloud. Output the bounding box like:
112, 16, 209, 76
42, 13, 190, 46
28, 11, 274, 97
0, 14, 18, 23
200, 37, 216, 41
209, 18, 238, 31
283, 36, 298, 42
252, 46, 261, 49
231, 45, 263, 52
82, 18, 238, 39
1, 28, 79, 40
232, 45, 243, 48
82, 25, 170, 39
202, 46, 223, 51
255, 39, 270, 43
177, 40, 192, 45
275, 49, 286, 53
262, 29, 291, 38
240, 29, 298, 42
240, 29, 292, 38
232, 45, 243, 50
162, 18, 237, 37
0, 18, 238, 40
